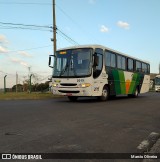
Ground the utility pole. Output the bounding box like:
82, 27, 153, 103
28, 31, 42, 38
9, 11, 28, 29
16, 72, 18, 93
159, 62, 160, 74
28, 66, 31, 92
4, 75, 7, 94
29, 74, 33, 93
53, 0, 57, 55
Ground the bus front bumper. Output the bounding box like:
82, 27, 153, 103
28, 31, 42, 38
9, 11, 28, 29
52, 87, 92, 96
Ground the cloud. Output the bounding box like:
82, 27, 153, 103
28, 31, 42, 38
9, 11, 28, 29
100, 25, 109, 33
10, 57, 29, 67
0, 34, 9, 54
10, 57, 20, 63
0, 34, 9, 44
89, 0, 96, 4
0, 46, 8, 53
20, 61, 29, 67
117, 21, 130, 29
18, 51, 32, 57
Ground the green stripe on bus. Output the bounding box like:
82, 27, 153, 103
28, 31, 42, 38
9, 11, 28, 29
112, 70, 121, 94
118, 70, 126, 94
128, 73, 139, 94
135, 74, 141, 92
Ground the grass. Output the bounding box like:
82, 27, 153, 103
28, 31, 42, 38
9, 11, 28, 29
0, 92, 62, 100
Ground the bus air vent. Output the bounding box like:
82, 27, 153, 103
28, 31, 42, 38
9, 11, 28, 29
60, 83, 77, 86
58, 90, 79, 93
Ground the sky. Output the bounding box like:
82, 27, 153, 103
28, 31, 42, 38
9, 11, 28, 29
0, 0, 160, 88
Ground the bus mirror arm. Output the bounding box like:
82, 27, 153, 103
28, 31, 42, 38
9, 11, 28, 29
48, 55, 56, 68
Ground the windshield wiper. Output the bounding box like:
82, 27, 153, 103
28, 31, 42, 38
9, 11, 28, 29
59, 63, 69, 76
70, 59, 77, 76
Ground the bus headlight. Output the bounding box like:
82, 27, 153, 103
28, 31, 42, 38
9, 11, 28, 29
80, 83, 91, 88
53, 83, 58, 87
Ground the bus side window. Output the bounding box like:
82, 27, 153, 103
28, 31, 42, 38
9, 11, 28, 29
142, 63, 147, 73
117, 55, 121, 69
105, 51, 111, 67
127, 58, 134, 71
105, 51, 116, 68
122, 56, 126, 70
136, 61, 142, 72
111, 53, 116, 68
117, 55, 126, 70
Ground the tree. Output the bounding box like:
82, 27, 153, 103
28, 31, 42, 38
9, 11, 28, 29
23, 79, 29, 92
12, 84, 23, 92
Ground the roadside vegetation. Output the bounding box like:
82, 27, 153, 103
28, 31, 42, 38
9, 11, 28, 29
0, 92, 61, 100
0, 80, 62, 100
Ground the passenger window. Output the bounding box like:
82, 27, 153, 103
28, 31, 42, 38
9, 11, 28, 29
136, 61, 142, 72
105, 51, 116, 68
128, 58, 134, 71
111, 53, 116, 67
142, 63, 147, 73
117, 55, 121, 69
105, 52, 111, 66
122, 57, 126, 70
117, 55, 126, 70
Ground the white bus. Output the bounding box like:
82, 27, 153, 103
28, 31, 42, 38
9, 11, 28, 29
49, 45, 150, 101
155, 75, 160, 92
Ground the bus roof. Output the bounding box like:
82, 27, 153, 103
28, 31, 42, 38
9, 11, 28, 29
57, 44, 150, 64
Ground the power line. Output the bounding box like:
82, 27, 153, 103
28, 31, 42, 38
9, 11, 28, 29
0, 2, 51, 5
57, 32, 79, 46
0, 25, 52, 32
58, 32, 76, 46
57, 28, 79, 46
0, 21, 79, 45
0, 22, 52, 32
0, 22, 51, 28
56, 4, 79, 28
56, 4, 99, 43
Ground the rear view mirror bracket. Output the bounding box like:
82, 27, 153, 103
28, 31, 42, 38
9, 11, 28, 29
48, 55, 56, 68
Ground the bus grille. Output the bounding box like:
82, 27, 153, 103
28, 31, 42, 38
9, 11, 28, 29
58, 90, 80, 93
60, 83, 77, 86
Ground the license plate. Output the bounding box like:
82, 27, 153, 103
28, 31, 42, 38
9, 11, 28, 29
66, 93, 72, 96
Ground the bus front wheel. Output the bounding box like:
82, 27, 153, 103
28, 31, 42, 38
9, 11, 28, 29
98, 86, 109, 101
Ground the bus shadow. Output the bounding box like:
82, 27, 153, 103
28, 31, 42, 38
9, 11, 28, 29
83, 95, 147, 103
58, 95, 146, 103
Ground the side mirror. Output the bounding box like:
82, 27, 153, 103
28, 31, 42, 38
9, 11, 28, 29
48, 55, 55, 68
94, 55, 99, 66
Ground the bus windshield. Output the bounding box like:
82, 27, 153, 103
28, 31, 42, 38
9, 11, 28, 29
155, 77, 160, 85
53, 48, 92, 78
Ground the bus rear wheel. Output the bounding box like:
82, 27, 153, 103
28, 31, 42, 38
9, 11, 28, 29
98, 86, 109, 101
68, 96, 78, 101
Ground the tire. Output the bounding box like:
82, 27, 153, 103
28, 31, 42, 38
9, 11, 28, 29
98, 86, 109, 101
109, 95, 116, 99
68, 96, 78, 101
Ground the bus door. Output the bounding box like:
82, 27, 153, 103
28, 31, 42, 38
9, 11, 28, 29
92, 48, 104, 96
